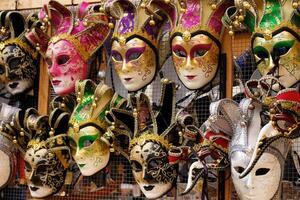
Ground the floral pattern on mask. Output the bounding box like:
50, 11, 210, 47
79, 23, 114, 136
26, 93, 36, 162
171, 34, 219, 90
111, 38, 156, 92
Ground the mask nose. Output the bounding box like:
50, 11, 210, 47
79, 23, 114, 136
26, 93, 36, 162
49, 65, 60, 77
266, 55, 277, 75
121, 61, 131, 73
245, 174, 255, 189
185, 56, 195, 71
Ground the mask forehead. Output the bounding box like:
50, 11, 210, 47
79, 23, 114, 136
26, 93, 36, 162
252, 30, 300, 88
25, 148, 49, 166
171, 33, 219, 90
111, 37, 156, 92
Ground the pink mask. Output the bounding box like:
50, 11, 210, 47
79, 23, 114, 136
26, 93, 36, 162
26, 1, 110, 95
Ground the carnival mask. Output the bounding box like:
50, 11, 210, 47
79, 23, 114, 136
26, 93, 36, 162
68, 80, 127, 176
252, 30, 300, 89
3, 108, 71, 198
26, 0, 110, 96
45, 40, 88, 95
0, 12, 38, 96
170, 0, 232, 90
130, 139, 176, 199
107, 0, 176, 92
171, 34, 219, 90
106, 81, 180, 199
111, 38, 156, 92
24, 144, 66, 198
231, 151, 281, 200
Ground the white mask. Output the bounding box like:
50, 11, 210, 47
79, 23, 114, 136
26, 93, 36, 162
0, 150, 11, 188
231, 151, 281, 200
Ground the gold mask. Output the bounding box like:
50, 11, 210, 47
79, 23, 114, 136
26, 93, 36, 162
171, 34, 219, 90
111, 38, 156, 92
252, 30, 300, 88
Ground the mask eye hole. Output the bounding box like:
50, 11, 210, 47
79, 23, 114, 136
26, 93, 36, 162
8, 57, 21, 70
126, 47, 145, 62
131, 160, 142, 172
273, 40, 294, 57
83, 139, 94, 148
78, 133, 98, 150
111, 51, 123, 62
191, 44, 212, 58
234, 166, 245, 174
255, 168, 270, 176
56, 55, 70, 65
0, 64, 5, 74
253, 46, 269, 59
25, 161, 32, 172
172, 45, 187, 57
36, 165, 48, 175
148, 159, 160, 170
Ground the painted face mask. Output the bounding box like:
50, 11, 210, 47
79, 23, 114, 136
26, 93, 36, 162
106, 0, 176, 92
107, 80, 182, 199
170, 0, 232, 90
224, 0, 300, 88
26, 0, 110, 95
0, 11, 38, 96
0, 103, 20, 189
3, 108, 71, 198
68, 80, 127, 176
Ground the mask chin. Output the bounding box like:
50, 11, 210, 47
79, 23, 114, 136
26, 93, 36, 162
28, 184, 53, 198
6, 79, 32, 95
139, 182, 172, 199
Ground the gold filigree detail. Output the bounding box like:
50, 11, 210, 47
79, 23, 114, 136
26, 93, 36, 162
28, 139, 47, 151
113, 29, 158, 47
50, 33, 90, 61
171, 25, 221, 42
253, 22, 300, 38
129, 132, 170, 150
0, 38, 38, 59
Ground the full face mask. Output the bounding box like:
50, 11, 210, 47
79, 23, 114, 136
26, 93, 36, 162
224, 0, 300, 88
107, 80, 183, 199
0, 103, 20, 189
106, 0, 176, 92
0, 11, 38, 96
67, 79, 127, 176
26, 0, 110, 95
2, 108, 71, 198
170, 0, 232, 90
229, 79, 300, 200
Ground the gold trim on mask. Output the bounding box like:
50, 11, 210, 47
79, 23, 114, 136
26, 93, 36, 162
0, 38, 38, 59
129, 132, 170, 150
171, 25, 221, 42
27, 139, 47, 151
50, 33, 90, 61
113, 30, 158, 48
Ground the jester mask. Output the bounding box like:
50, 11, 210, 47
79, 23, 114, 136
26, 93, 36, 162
26, 0, 110, 95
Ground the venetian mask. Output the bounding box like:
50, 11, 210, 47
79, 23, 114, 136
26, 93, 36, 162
68, 80, 127, 176
111, 38, 156, 92
224, 1, 300, 88
130, 138, 176, 199
0, 107, 72, 198
170, 0, 232, 90
231, 151, 281, 200
24, 142, 67, 198
107, 0, 176, 92
106, 81, 180, 199
45, 40, 88, 95
0, 12, 38, 96
171, 34, 219, 90
252, 30, 300, 89
26, 0, 110, 96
